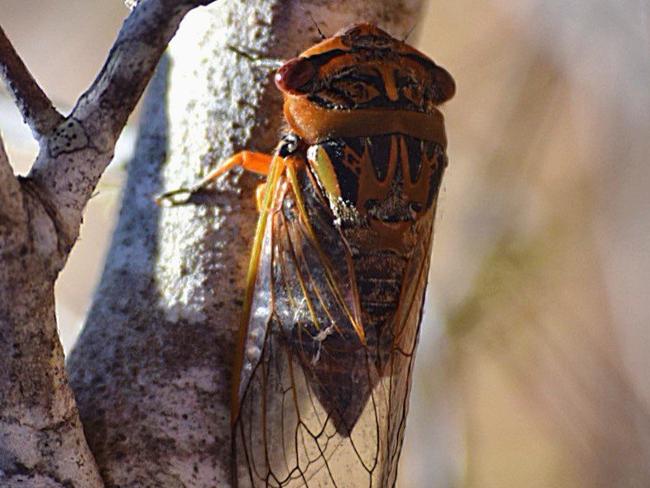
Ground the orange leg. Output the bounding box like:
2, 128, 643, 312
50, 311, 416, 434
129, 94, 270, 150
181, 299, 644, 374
156, 151, 273, 205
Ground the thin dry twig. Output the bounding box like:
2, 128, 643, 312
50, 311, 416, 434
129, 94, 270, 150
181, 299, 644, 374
0, 25, 63, 138
72, 0, 216, 143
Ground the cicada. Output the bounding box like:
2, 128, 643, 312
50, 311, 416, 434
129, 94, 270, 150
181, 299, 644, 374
160, 23, 454, 488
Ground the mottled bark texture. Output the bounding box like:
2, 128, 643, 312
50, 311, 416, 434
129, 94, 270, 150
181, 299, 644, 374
0, 1, 218, 487
1, 1, 423, 487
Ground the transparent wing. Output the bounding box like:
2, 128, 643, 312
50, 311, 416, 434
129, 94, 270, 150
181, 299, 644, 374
233, 169, 435, 488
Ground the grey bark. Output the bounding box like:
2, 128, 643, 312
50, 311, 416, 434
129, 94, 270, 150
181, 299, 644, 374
0, 1, 219, 487
1, 1, 424, 487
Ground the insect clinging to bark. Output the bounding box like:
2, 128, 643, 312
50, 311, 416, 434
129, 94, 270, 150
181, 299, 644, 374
159, 22, 454, 488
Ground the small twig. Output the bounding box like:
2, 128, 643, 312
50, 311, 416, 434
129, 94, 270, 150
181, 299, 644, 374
0, 25, 64, 139
71, 0, 217, 143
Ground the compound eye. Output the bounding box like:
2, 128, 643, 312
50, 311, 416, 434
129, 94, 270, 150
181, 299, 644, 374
275, 57, 316, 94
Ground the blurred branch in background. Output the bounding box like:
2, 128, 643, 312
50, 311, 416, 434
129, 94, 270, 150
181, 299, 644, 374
424, 0, 650, 486
450, 229, 650, 487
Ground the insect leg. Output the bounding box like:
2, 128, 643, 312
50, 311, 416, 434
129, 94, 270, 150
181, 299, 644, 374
255, 183, 267, 212
232, 154, 285, 423
156, 151, 273, 205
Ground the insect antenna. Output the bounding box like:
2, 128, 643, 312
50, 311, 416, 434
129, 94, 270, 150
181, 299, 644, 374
311, 17, 326, 40
300, 7, 326, 40
402, 21, 418, 42
226, 45, 284, 69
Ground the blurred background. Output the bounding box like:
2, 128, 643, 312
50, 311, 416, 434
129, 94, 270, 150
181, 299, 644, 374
1, 1, 649, 486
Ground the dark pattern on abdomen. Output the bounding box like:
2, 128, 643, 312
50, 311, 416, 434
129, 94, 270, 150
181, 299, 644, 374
354, 250, 408, 371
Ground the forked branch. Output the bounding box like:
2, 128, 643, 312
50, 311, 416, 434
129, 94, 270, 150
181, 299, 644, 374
0, 2, 219, 487
22, 0, 219, 266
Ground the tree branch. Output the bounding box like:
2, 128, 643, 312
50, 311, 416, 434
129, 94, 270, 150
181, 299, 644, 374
26, 0, 218, 272
0, 157, 104, 487
72, 0, 216, 143
0, 25, 63, 139
0, 1, 228, 487
67, 1, 425, 486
